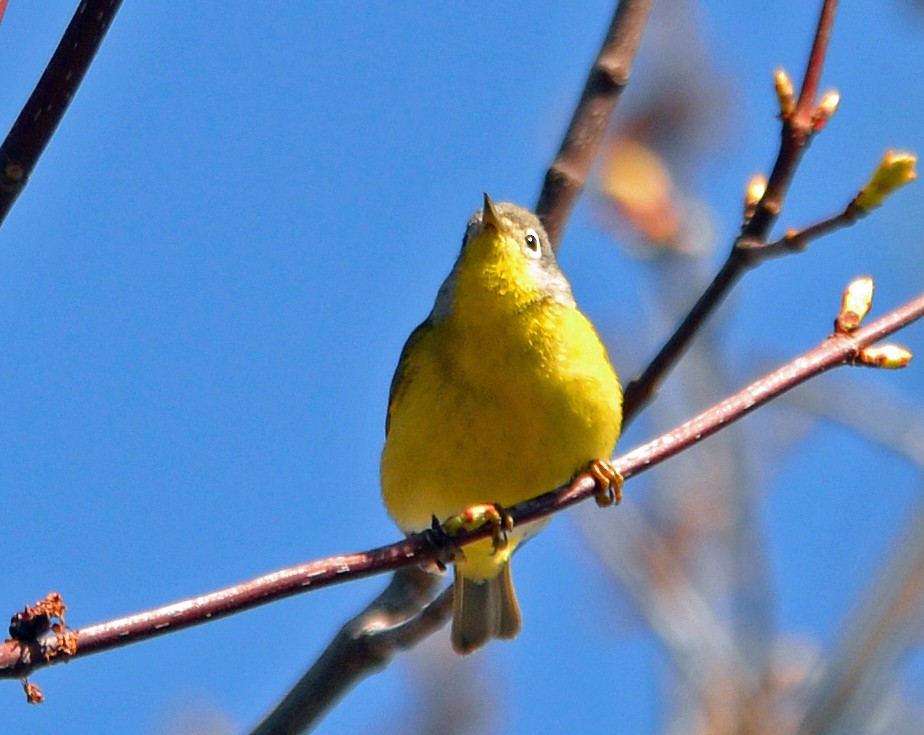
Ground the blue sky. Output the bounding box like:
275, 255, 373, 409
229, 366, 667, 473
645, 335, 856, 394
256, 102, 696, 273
2, 3, 923, 734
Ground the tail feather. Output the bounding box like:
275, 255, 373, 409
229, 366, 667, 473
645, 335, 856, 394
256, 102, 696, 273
450, 562, 521, 655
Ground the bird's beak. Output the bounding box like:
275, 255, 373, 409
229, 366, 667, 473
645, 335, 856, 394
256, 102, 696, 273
482, 193, 503, 233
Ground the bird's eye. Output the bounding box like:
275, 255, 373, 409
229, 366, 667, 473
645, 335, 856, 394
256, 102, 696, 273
524, 229, 541, 256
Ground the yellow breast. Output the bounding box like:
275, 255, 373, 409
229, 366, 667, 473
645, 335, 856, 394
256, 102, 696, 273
381, 283, 622, 537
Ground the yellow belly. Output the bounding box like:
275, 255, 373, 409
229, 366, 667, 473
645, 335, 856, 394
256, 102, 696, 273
381, 300, 621, 580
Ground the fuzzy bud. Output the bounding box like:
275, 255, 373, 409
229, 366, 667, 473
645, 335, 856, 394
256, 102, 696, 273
744, 174, 767, 220
811, 90, 840, 132
836, 277, 874, 333
774, 68, 795, 118
859, 344, 913, 369
854, 151, 917, 211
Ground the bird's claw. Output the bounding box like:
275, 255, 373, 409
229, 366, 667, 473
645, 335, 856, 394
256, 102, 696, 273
587, 459, 624, 507
442, 503, 513, 555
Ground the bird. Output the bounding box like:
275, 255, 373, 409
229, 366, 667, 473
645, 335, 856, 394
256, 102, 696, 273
381, 193, 623, 654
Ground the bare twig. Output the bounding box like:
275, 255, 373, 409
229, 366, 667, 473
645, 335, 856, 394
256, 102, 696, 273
740, 207, 857, 263
3, 286, 921, 682
534, 0, 653, 248
742, 153, 916, 264
622, 0, 841, 421
793, 0, 838, 124
0, 0, 124, 229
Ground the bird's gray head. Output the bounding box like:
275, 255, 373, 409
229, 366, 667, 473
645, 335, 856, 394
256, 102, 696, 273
430, 194, 575, 320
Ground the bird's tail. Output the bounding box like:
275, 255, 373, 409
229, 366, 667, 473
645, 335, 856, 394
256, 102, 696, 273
450, 562, 521, 655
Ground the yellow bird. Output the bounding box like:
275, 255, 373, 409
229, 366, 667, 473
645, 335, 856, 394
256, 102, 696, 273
381, 194, 623, 654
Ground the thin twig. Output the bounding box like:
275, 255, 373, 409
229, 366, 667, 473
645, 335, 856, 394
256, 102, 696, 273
534, 0, 653, 249
794, 0, 839, 124
622, 0, 840, 421
738, 202, 858, 263
0, 0, 124, 229
746, 0, 839, 238
3, 286, 921, 681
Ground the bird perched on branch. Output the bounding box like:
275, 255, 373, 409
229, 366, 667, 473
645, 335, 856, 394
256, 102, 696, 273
381, 194, 623, 654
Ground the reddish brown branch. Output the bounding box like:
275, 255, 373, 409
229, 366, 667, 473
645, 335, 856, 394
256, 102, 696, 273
738, 201, 859, 263
4, 286, 921, 682
795, 0, 839, 123
535, 0, 653, 249
2, 534, 435, 679
0, 0, 124, 228
622, 0, 840, 421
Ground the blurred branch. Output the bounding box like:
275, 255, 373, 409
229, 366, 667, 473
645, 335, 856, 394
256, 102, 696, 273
4, 285, 921, 684
622, 0, 842, 422
775, 374, 924, 732
785, 377, 924, 467
535, 0, 653, 248
576, 290, 772, 726
0, 1, 8, 28
580, 502, 752, 697
0, 0, 123, 229
793, 495, 924, 735
249, 568, 450, 735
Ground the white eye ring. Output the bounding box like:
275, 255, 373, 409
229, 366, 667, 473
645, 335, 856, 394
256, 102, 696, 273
524, 228, 541, 257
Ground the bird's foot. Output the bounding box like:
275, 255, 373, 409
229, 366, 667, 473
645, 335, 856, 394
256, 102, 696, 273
442, 503, 513, 556
586, 459, 624, 507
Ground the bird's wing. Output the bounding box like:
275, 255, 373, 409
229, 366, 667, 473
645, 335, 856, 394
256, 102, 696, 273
385, 318, 431, 437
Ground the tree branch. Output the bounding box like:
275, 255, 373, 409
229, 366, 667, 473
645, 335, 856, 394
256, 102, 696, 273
621, 0, 840, 421
534, 0, 653, 249
794, 0, 839, 124
0, 0, 124, 229
4, 285, 921, 682
248, 569, 452, 735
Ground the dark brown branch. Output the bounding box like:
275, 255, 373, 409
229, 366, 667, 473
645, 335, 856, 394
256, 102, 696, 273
4, 286, 921, 682
622, 0, 840, 421
0, 0, 124, 229
249, 569, 451, 735
534, 0, 653, 249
